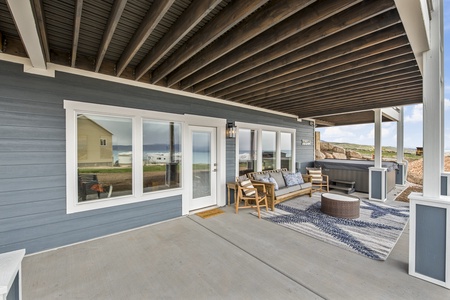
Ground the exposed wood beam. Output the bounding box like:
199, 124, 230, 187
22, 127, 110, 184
287, 87, 422, 112
165, 0, 317, 87
179, 0, 360, 90
5, 0, 46, 69
116, 0, 175, 77
134, 0, 223, 80
228, 39, 412, 101
243, 61, 417, 104
31, 0, 50, 62
71, 0, 83, 67
151, 0, 269, 84
314, 119, 336, 127
203, 0, 398, 96
266, 70, 422, 105
264, 78, 422, 110
242, 59, 418, 105
95, 0, 128, 72
294, 90, 422, 118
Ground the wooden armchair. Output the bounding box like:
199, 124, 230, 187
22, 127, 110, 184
306, 167, 329, 192
235, 177, 268, 219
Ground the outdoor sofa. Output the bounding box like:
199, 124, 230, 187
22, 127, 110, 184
246, 168, 312, 211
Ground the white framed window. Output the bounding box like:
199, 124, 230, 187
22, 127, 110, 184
65, 100, 184, 214
235, 122, 296, 176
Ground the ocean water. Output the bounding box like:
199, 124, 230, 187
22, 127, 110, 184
113, 150, 210, 164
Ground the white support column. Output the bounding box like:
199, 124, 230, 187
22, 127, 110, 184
396, 107, 407, 185
409, 0, 450, 289
373, 109, 382, 168
369, 109, 387, 201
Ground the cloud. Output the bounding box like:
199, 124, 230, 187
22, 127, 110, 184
445, 98, 450, 110
404, 104, 423, 123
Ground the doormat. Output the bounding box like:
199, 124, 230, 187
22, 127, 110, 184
253, 195, 409, 260
196, 208, 225, 219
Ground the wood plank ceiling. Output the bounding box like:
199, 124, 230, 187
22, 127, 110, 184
0, 0, 422, 126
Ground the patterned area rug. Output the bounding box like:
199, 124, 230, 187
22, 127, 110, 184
254, 195, 409, 260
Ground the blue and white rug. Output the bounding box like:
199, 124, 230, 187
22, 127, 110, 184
254, 195, 409, 260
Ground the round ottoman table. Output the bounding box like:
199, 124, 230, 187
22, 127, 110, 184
321, 192, 360, 219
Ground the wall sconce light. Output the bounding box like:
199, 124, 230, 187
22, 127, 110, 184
309, 121, 315, 127
226, 122, 236, 138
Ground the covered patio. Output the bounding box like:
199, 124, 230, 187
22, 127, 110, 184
0, 0, 449, 298
22, 191, 449, 299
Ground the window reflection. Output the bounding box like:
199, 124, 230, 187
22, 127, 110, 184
77, 114, 132, 201
239, 129, 257, 175
143, 121, 182, 192
262, 131, 276, 171
281, 132, 292, 170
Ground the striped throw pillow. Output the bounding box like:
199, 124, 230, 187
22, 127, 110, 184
240, 179, 256, 196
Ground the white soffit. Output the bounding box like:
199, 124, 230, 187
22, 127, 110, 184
394, 0, 431, 74
6, 0, 46, 69
381, 107, 401, 121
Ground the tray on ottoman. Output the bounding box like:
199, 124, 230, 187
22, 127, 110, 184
320, 192, 360, 219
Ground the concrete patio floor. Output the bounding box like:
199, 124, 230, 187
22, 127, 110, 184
23, 188, 450, 299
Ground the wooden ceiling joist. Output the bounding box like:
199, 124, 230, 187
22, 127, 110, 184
94, 0, 128, 72
200, 0, 399, 96
150, 0, 270, 84
115, 0, 175, 77
229, 40, 412, 102
165, 0, 317, 87
134, 0, 223, 81
211, 10, 402, 99
31, 0, 50, 62
179, 0, 360, 91
240, 54, 417, 105
71, 0, 83, 67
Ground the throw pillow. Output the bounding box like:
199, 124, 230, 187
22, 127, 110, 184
240, 179, 256, 196
295, 172, 305, 184
268, 177, 279, 190
283, 173, 300, 186
269, 171, 286, 188
254, 173, 270, 181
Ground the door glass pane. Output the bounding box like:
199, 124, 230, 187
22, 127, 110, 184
238, 129, 257, 175
262, 131, 276, 171
281, 132, 292, 170
193, 132, 211, 199
143, 120, 182, 192
77, 114, 132, 201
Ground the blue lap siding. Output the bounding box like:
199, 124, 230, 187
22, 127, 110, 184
0, 61, 314, 254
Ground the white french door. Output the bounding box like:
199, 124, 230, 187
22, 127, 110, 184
189, 126, 217, 211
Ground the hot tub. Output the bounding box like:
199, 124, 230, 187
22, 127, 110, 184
314, 159, 399, 193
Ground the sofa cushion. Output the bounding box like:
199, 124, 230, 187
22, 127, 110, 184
283, 173, 300, 186
269, 171, 286, 188
254, 173, 270, 181
274, 185, 301, 197
239, 179, 255, 196
300, 182, 312, 189
260, 177, 279, 190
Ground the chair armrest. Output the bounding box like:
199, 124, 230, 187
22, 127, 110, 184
251, 180, 272, 193
251, 183, 267, 193
302, 175, 312, 182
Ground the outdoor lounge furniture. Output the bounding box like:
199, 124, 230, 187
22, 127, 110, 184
321, 192, 360, 219
306, 167, 329, 192
235, 177, 268, 219
78, 174, 112, 201
247, 168, 312, 211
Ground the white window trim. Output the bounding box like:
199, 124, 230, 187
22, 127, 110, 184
65, 100, 226, 214
235, 121, 296, 176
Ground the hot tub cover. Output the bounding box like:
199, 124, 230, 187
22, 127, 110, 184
314, 159, 398, 172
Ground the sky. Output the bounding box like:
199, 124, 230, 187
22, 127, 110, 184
317, 1, 450, 150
